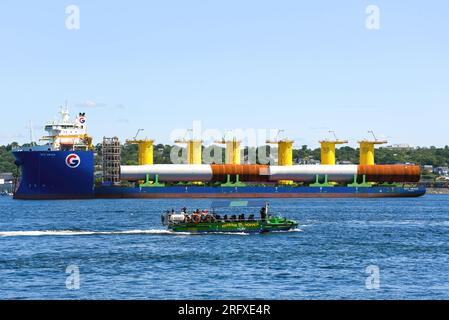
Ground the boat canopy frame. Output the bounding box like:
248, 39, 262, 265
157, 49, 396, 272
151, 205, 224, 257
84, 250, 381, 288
209, 200, 269, 216
210, 200, 268, 209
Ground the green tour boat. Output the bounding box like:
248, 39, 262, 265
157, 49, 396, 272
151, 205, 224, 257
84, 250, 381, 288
161, 200, 299, 234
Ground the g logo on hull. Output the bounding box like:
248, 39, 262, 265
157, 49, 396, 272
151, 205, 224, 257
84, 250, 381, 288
66, 154, 81, 168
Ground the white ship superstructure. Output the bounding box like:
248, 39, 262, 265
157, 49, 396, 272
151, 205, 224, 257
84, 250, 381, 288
36, 106, 92, 151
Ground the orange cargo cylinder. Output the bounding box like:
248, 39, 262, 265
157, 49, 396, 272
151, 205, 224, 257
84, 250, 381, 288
357, 165, 421, 183
210, 164, 269, 182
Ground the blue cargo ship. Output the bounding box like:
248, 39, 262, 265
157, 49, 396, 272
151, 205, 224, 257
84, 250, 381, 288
12, 107, 425, 200
13, 107, 95, 200
13, 150, 94, 199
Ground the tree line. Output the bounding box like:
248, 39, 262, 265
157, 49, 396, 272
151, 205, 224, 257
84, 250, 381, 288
1, 143, 449, 174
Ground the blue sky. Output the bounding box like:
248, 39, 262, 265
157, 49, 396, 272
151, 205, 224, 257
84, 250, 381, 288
0, 0, 448, 148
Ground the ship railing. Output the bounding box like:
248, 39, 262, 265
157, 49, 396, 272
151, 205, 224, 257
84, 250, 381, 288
163, 211, 276, 224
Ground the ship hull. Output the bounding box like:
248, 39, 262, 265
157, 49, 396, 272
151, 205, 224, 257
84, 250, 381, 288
168, 219, 299, 233
94, 185, 426, 199
11, 150, 425, 200
13, 150, 95, 200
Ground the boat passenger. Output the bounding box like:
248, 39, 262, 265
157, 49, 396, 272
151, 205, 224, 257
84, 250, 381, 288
260, 207, 267, 220
166, 210, 172, 222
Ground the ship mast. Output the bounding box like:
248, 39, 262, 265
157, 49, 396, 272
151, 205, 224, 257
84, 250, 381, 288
60, 102, 70, 123
29, 120, 35, 146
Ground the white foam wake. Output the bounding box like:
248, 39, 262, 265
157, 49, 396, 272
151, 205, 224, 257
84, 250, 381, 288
0, 229, 186, 237
0, 228, 302, 237
268, 228, 303, 233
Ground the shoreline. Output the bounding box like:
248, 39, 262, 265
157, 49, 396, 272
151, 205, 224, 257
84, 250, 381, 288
426, 188, 449, 195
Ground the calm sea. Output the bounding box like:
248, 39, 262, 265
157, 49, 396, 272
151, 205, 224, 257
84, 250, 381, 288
1, 195, 449, 299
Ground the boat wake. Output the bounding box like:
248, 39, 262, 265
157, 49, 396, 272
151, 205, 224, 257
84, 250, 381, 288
272, 228, 303, 233
0, 228, 302, 237
0, 229, 189, 237
0, 227, 302, 238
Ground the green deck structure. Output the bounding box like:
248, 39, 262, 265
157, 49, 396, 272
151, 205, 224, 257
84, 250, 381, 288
168, 216, 298, 233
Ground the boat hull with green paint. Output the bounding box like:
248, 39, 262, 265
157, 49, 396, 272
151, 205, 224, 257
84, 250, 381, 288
168, 217, 298, 234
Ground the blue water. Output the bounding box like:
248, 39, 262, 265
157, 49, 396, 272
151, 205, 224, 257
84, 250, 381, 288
1, 195, 449, 300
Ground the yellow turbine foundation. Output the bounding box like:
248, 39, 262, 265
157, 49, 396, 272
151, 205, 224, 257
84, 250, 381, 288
319, 140, 348, 165
174, 139, 203, 184
187, 140, 202, 165
266, 139, 294, 184
126, 139, 154, 165
225, 140, 241, 165
186, 140, 203, 184
278, 141, 293, 166
138, 141, 154, 165
358, 140, 387, 165
214, 139, 241, 165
